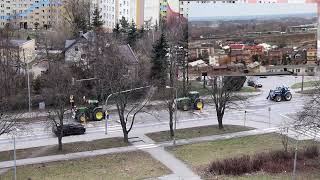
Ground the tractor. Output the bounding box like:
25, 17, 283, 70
73, 100, 105, 123
177, 91, 204, 111
266, 86, 292, 102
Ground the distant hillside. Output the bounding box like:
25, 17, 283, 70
189, 13, 317, 21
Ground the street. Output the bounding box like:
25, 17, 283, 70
0, 75, 319, 151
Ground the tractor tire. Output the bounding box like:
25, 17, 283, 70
284, 92, 292, 101
93, 108, 105, 121
275, 95, 282, 102
194, 99, 204, 110
77, 112, 87, 124
182, 104, 189, 111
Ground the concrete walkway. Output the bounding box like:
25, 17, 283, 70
135, 135, 201, 180
0, 127, 278, 170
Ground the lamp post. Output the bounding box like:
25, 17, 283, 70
23, 49, 31, 112
104, 86, 151, 135
166, 86, 178, 145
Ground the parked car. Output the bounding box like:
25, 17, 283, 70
52, 124, 86, 137
247, 78, 262, 88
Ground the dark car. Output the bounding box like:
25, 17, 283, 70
247, 78, 262, 88
52, 124, 86, 137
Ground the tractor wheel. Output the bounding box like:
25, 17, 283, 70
275, 95, 282, 102
194, 99, 204, 110
93, 108, 105, 121
284, 92, 292, 101
182, 104, 189, 111
77, 113, 87, 124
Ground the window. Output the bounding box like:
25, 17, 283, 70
296, 69, 300, 73
75, 46, 79, 51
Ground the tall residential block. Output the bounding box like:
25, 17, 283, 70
0, 0, 62, 29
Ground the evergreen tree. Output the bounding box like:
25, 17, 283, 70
92, 7, 104, 29
154, 21, 158, 32
127, 20, 137, 48
151, 32, 169, 87
26, 35, 31, 40
120, 16, 129, 32
138, 26, 145, 38
113, 23, 120, 34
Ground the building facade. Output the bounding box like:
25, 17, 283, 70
0, 0, 62, 29
96, 0, 145, 31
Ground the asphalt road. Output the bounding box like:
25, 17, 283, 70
1, 75, 319, 151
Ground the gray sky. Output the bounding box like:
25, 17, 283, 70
189, 3, 317, 18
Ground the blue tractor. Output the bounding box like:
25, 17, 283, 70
266, 86, 292, 102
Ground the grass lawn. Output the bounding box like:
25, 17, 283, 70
167, 133, 319, 179
1, 151, 171, 180
146, 125, 254, 142
291, 80, 320, 89
0, 137, 128, 162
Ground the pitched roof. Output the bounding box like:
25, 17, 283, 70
229, 44, 244, 50
118, 44, 139, 64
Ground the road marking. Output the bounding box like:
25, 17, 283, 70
135, 144, 159, 149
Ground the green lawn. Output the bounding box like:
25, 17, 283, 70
0, 137, 129, 162
167, 133, 319, 179
2, 151, 171, 180
146, 125, 254, 142
291, 80, 320, 89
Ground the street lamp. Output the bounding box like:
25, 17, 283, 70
166, 86, 178, 145
10, 127, 20, 180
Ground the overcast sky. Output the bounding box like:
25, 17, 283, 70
189, 3, 317, 18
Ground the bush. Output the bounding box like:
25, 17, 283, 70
303, 145, 319, 158
208, 155, 251, 175
207, 146, 319, 176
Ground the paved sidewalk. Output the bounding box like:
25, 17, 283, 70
136, 135, 201, 180
0, 127, 278, 170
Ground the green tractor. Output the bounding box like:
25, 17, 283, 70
73, 100, 105, 123
177, 91, 204, 111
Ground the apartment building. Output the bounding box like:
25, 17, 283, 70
96, 0, 145, 31
0, 0, 62, 29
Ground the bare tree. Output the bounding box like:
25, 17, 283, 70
62, 0, 91, 36
207, 76, 247, 129
87, 32, 154, 142
295, 82, 320, 137
42, 61, 75, 151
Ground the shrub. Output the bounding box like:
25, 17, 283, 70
303, 145, 319, 158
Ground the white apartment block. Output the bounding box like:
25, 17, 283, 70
96, 0, 145, 31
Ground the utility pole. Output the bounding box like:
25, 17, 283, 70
292, 136, 299, 180
268, 107, 271, 128
301, 75, 304, 92
23, 49, 31, 112
13, 135, 17, 180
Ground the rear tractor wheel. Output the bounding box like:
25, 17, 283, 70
93, 108, 105, 121
194, 99, 204, 110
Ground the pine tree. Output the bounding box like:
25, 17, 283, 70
138, 26, 145, 38
127, 20, 137, 48
92, 7, 104, 29
120, 16, 129, 32
151, 32, 169, 87
154, 21, 158, 32
26, 35, 31, 40
113, 23, 120, 34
